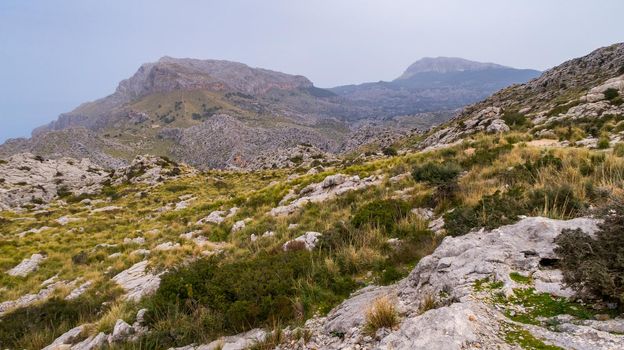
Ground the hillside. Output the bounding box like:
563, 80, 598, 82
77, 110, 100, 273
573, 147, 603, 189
421, 43, 624, 148
1, 43, 624, 350
331, 57, 541, 118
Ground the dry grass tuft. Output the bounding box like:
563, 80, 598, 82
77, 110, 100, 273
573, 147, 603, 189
363, 295, 399, 335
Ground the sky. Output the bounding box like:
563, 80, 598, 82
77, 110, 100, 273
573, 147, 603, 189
1, 0, 623, 143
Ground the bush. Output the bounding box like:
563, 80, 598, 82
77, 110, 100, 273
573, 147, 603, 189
145, 251, 356, 347
604, 88, 620, 101
444, 188, 527, 236
0, 290, 115, 349
412, 162, 461, 186
382, 147, 398, 156
502, 112, 528, 128
555, 202, 624, 309
597, 137, 610, 149
351, 199, 411, 234
527, 185, 584, 218
461, 144, 513, 168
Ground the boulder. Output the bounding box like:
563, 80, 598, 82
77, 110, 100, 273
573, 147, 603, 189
283, 232, 322, 251
7, 253, 46, 277
112, 260, 161, 302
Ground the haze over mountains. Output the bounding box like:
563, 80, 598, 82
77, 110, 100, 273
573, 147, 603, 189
0, 56, 540, 169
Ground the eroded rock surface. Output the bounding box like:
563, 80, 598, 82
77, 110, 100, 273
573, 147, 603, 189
7, 253, 46, 277
270, 174, 383, 216
112, 260, 162, 302
279, 217, 624, 350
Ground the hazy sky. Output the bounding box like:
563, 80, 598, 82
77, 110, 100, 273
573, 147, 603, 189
1, 0, 623, 142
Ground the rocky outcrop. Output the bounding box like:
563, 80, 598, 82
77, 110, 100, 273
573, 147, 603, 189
0, 153, 108, 211
283, 232, 322, 251
112, 154, 194, 186
112, 260, 162, 302
197, 207, 239, 225
172, 328, 267, 350
270, 174, 383, 216
281, 217, 624, 350
6, 253, 46, 277
0, 280, 66, 316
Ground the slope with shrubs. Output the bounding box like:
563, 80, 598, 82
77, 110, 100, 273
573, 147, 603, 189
2, 127, 624, 348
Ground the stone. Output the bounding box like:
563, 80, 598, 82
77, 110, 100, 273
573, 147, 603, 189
56, 216, 81, 226
389, 173, 411, 183
124, 236, 146, 245
41, 325, 85, 350
112, 260, 162, 302
270, 174, 383, 217
231, 219, 247, 232
155, 242, 180, 251
324, 286, 395, 334
411, 208, 434, 221
283, 232, 322, 251
0, 153, 108, 211
7, 253, 46, 277
428, 217, 445, 234
110, 319, 134, 343
485, 119, 510, 134
65, 281, 92, 300
70, 332, 107, 350
0, 281, 65, 316
279, 217, 611, 350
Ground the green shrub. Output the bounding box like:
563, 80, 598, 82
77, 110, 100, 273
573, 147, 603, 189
604, 88, 620, 101
527, 185, 584, 218
145, 251, 356, 347
461, 144, 513, 168
597, 137, 610, 149
412, 162, 462, 186
444, 188, 527, 236
555, 202, 624, 309
502, 112, 528, 128
444, 206, 479, 236
0, 287, 116, 350
382, 147, 398, 156
351, 199, 411, 234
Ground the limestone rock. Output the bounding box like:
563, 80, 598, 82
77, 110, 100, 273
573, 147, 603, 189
485, 119, 510, 134
270, 174, 383, 216
0, 153, 108, 211
283, 231, 322, 251
65, 281, 92, 300
112, 260, 162, 302
110, 319, 134, 343
0, 281, 65, 316
41, 325, 85, 350
7, 253, 46, 277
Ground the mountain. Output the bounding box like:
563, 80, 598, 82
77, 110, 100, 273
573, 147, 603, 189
3, 57, 366, 169
421, 43, 624, 148
0, 56, 538, 170
330, 57, 541, 117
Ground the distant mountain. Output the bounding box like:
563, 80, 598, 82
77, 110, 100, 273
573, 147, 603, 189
397, 57, 506, 78
330, 57, 541, 117
1, 56, 539, 169
421, 43, 624, 149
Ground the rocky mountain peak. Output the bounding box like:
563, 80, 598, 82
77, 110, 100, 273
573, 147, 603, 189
396, 57, 508, 80
115, 57, 313, 99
